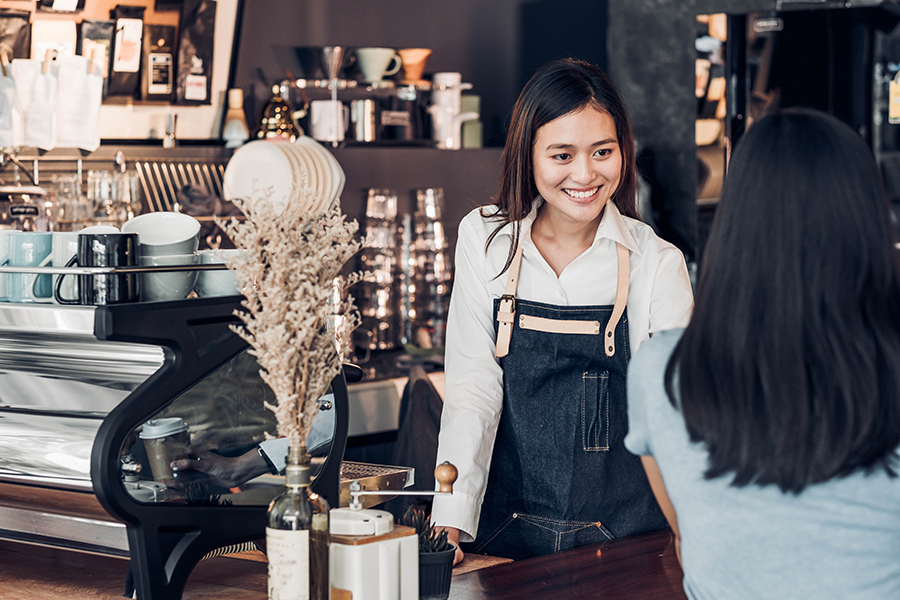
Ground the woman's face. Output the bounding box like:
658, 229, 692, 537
531, 105, 622, 227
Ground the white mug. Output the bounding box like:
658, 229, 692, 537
309, 100, 350, 143
195, 249, 244, 298
140, 253, 200, 302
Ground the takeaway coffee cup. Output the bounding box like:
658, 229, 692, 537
139, 417, 189, 487
8, 232, 53, 303
54, 232, 140, 305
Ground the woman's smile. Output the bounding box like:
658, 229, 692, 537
532, 105, 622, 228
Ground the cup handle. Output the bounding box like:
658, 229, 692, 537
54, 255, 79, 305
384, 54, 402, 77
0, 257, 8, 302
29, 254, 53, 304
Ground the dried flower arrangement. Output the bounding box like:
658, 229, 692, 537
219, 189, 363, 455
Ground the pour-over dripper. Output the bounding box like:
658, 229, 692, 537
321, 46, 349, 81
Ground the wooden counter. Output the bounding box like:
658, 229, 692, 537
0, 529, 685, 600
450, 529, 687, 600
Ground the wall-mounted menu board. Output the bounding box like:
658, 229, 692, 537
1, 0, 237, 141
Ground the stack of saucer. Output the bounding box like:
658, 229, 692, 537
222, 137, 346, 218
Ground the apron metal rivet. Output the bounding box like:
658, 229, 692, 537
608, 346, 613, 352
607, 331, 612, 337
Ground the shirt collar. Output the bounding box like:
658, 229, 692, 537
493, 198, 642, 256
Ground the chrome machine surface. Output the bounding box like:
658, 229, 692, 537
0, 303, 163, 553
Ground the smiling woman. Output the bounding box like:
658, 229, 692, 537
531, 106, 623, 276
431, 58, 694, 565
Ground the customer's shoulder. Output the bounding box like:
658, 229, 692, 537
631, 328, 684, 377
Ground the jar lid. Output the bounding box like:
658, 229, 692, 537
139, 417, 189, 439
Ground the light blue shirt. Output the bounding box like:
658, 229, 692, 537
626, 329, 900, 600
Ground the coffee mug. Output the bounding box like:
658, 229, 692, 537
195, 249, 243, 298
29, 231, 79, 304
139, 253, 199, 302
354, 47, 401, 82
8, 232, 53, 303
310, 100, 350, 143
0, 230, 20, 302
121, 212, 201, 257
55, 233, 140, 305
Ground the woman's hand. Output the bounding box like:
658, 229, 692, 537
169, 447, 268, 488
436, 526, 465, 566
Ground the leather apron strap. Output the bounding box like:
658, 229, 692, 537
494, 244, 524, 358
495, 242, 630, 359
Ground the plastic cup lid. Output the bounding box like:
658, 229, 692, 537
139, 417, 189, 439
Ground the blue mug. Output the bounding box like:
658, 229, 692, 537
8, 232, 53, 303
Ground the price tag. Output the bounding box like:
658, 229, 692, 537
184, 74, 207, 101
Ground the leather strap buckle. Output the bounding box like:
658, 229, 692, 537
498, 294, 516, 313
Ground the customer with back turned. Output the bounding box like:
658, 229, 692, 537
626, 108, 900, 599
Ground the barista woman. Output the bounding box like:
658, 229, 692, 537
431, 58, 694, 564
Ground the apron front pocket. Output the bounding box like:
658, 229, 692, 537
582, 371, 610, 451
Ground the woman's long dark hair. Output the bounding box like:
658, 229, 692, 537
485, 58, 640, 276
665, 109, 900, 493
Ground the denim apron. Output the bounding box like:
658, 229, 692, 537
469, 242, 666, 561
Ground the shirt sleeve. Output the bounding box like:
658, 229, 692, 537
648, 245, 694, 334
624, 347, 653, 457
431, 214, 505, 543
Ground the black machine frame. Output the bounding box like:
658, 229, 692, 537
89, 296, 350, 600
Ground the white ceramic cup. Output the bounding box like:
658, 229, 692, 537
0, 230, 19, 301
354, 47, 401, 82
140, 253, 200, 302
122, 212, 201, 257
195, 249, 244, 298
30, 231, 80, 304
309, 100, 350, 143
79, 225, 120, 234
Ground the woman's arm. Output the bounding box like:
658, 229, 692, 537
648, 245, 694, 334
640, 455, 681, 565
431, 213, 506, 551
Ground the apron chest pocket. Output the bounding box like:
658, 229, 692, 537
582, 371, 610, 451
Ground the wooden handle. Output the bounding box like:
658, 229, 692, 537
434, 461, 458, 494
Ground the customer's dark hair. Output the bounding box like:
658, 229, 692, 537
485, 58, 639, 275
665, 108, 900, 493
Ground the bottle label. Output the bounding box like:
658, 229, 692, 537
266, 527, 310, 600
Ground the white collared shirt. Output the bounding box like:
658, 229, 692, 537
431, 199, 694, 542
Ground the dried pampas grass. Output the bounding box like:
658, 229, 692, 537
219, 188, 363, 450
